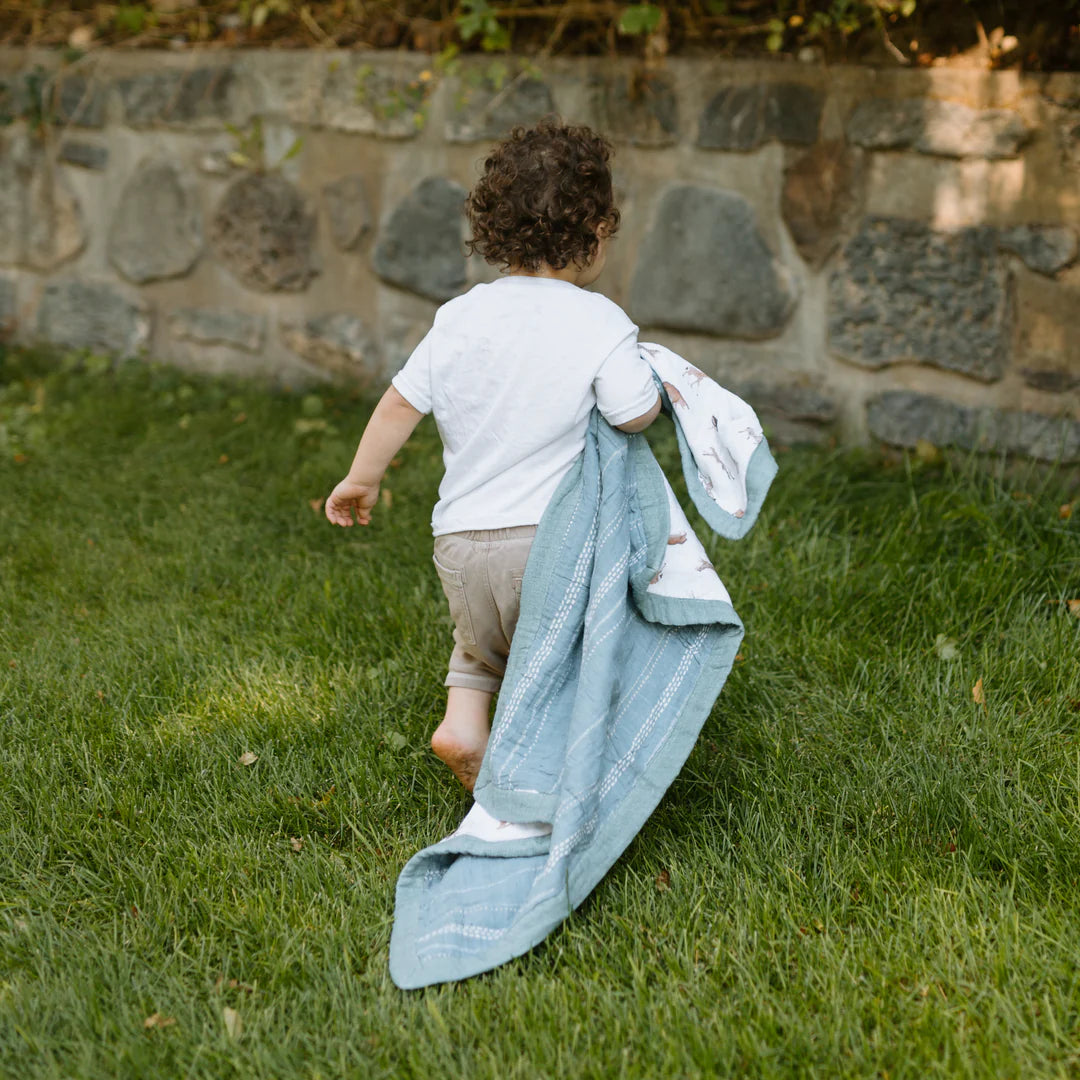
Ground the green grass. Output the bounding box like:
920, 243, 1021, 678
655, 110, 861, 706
1, 344, 1079, 1079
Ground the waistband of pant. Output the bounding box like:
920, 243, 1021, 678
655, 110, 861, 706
442, 524, 538, 542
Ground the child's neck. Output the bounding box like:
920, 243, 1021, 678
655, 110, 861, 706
507, 265, 583, 285
506, 240, 606, 288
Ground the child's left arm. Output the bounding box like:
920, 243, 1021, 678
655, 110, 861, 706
325, 385, 424, 527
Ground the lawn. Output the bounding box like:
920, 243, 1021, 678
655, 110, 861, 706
1, 345, 1079, 1079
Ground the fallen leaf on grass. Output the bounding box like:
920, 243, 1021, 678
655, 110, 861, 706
381, 489, 393, 509
214, 976, 255, 994
237, 751, 258, 766
389, 457, 403, 468
218, 453, 229, 465
308, 497, 324, 514
96, 689, 105, 701
655, 869, 671, 892
933, 634, 958, 661
972, 678, 986, 707
233, 412, 247, 424
222, 1006, 242, 1040
13, 453, 27, 465
1067, 600, 1080, 618
8, 659, 15, 669
143, 1013, 176, 1030
290, 837, 304, 852
914, 439, 940, 464
1060, 502, 1074, 520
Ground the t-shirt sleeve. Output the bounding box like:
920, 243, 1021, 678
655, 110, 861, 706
593, 330, 660, 427
390, 330, 433, 415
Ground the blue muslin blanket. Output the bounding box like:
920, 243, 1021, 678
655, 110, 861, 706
389, 343, 777, 989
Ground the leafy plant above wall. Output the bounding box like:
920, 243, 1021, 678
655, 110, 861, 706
0, 2, 1076, 69
457, 0, 512, 52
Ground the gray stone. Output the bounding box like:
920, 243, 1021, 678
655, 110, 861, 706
7, 71, 104, 126
847, 98, 1031, 159
1, 66, 49, 124
235, 51, 324, 127
322, 175, 371, 252
1013, 259, 1080, 390
322, 60, 428, 139
108, 159, 203, 284
1060, 115, 1080, 170
781, 141, 861, 268
829, 217, 1011, 382
997, 225, 1078, 276
1021, 369, 1080, 393
209, 172, 317, 293
58, 140, 108, 170
35, 278, 151, 357
697, 83, 822, 151
0, 131, 32, 264
629, 185, 797, 339
587, 72, 678, 148
280, 312, 379, 383
170, 307, 264, 352
0, 275, 15, 333
373, 177, 467, 302
117, 67, 240, 128
0, 130, 85, 271
1042, 89, 1080, 169
0, 76, 15, 125
735, 381, 838, 423
446, 74, 555, 143
728, 378, 838, 444
867, 390, 1080, 463
55, 75, 106, 128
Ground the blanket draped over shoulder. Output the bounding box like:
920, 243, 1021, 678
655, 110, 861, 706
389, 344, 778, 989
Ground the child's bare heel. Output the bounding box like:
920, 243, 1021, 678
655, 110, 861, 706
431, 723, 486, 792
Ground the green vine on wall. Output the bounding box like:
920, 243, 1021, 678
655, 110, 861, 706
223, 117, 304, 172
0, 65, 60, 134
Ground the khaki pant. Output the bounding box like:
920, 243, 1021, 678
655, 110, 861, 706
433, 525, 537, 694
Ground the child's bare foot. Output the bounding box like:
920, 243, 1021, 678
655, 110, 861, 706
432, 686, 493, 792
431, 722, 487, 791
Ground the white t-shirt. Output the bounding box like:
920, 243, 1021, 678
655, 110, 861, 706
391, 276, 658, 536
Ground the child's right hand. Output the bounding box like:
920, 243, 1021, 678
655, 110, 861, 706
325, 478, 380, 527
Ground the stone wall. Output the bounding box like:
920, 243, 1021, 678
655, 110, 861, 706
1, 47, 1079, 460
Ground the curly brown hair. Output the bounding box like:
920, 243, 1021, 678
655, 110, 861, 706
465, 119, 620, 273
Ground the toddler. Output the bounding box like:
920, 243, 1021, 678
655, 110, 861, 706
325, 119, 661, 792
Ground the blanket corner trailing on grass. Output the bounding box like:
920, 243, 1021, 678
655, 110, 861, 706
389, 343, 778, 989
